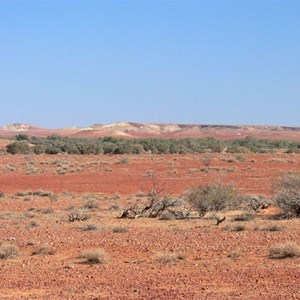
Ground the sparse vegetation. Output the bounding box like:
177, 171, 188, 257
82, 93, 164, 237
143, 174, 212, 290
232, 213, 254, 222
268, 242, 300, 259
78, 248, 108, 264
185, 181, 245, 217
224, 224, 245, 232
153, 251, 186, 264
0, 244, 19, 259
112, 226, 128, 233
78, 223, 98, 232
260, 225, 283, 232
273, 172, 300, 217
32, 243, 55, 255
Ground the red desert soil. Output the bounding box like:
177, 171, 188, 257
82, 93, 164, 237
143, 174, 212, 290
0, 153, 299, 299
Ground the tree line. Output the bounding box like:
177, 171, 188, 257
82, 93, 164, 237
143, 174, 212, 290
4, 134, 300, 155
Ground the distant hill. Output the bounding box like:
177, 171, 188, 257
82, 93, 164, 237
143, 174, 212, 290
1, 122, 300, 141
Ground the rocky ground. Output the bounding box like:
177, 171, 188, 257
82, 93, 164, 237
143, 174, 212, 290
0, 153, 299, 299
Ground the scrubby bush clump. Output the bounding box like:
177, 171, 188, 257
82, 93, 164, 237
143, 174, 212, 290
78, 248, 108, 264
6, 141, 31, 154
185, 181, 245, 216
269, 242, 300, 259
0, 244, 19, 259
273, 172, 300, 217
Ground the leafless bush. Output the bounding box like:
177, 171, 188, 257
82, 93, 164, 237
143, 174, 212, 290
268, 242, 300, 259
273, 172, 300, 217
119, 173, 177, 219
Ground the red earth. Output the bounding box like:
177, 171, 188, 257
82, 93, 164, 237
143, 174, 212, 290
0, 153, 299, 299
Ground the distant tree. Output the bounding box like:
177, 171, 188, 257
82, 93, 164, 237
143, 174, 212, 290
15, 134, 29, 141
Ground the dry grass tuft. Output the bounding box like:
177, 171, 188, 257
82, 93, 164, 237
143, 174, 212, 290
224, 223, 245, 232
154, 251, 186, 264
32, 243, 55, 255
268, 242, 300, 259
0, 244, 19, 259
78, 248, 108, 264
78, 223, 98, 232
112, 226, 128, 233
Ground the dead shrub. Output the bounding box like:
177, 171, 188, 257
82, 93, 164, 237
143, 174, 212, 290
78, 248, 108, 264
0, 244, 19, 259
268, 242, 300, 259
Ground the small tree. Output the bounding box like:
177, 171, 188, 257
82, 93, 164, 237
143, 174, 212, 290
273, 172, 300, 217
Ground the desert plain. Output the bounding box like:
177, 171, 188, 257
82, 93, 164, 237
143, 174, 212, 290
0, 149, 299, 299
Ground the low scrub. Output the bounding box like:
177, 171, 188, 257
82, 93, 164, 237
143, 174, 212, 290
260, 225, 284, 232
78, 223, 98, 232
0, 244, 19, 259
224, 224, 245, 232
112, 226, 128, 233
232, 213, 254, 222
78, 248, 108, 264
268, 242, 300, 259
154, 251, 186, 264
32, 243, 55, 255
273, 172, 300, 217
185, 181, 245, 217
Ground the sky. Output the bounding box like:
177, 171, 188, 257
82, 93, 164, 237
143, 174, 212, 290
0, 1, 300, 128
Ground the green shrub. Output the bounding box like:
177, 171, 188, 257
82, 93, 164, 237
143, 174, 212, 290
6, 141, 31, 154
185, 181, 244, 216
273, 172, 300, 217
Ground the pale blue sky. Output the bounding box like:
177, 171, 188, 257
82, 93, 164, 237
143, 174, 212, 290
0, 1, 299, 128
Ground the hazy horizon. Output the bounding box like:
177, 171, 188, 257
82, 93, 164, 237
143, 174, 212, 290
1, 2, 299, 128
